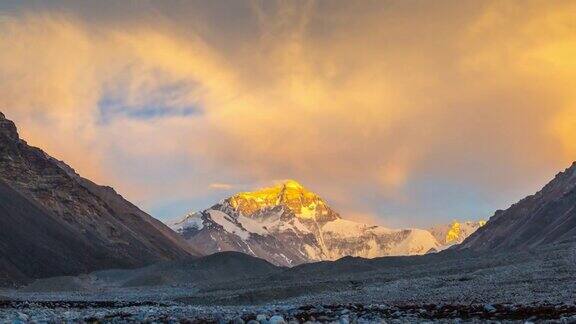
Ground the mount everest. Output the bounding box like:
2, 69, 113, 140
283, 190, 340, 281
170, 180, 484, 266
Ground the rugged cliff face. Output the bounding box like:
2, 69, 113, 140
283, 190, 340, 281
459, 162, 576, 251
0, 112, 197, 286
171, 180, 441, 266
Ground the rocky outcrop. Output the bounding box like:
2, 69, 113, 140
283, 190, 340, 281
458, 162, 576, 250
0, 112, 197, 286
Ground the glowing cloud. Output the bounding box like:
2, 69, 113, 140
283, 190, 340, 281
0, 0, 575, 226
209, 183, 235, 190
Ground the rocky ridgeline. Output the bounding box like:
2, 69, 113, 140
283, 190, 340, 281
459, 161, 576, 251
1, 301, 576, 323
0, 112, 18, 141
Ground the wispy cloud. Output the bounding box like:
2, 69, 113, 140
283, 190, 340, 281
209, 183, 234, 190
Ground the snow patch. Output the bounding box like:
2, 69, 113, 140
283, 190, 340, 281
237, 215, 271, 236
303, 244, 322, 260
321, 218, 393, 238
208, 210, 250, 240
170, 212, 204, 232
297, 202, 317, 219
388, 229, 440, 256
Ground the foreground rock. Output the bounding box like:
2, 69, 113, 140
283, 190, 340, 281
1, 301, 575, 323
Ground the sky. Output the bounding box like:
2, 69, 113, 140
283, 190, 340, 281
0, 0, 575, 228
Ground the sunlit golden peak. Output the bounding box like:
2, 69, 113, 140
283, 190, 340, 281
281, 179, 304, 189
227, 180, 339, 222
445, 220, 486, 244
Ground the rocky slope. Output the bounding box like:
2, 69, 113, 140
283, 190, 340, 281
0, 179, 102, 286
170, 180, 443, 266
0, 112, 197, 286
459, 162, 576, 250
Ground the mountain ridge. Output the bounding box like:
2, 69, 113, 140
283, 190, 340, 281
170, 180, 482, 266
459, 161, 576, 250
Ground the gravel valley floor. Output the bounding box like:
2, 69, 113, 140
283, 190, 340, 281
1, 243, 575, 323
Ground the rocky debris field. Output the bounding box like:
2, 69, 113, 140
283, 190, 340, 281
1, 300, 576, 323
1, 243, 575, 323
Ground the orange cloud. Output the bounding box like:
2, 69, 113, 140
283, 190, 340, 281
0, 1, 575, 224
209, 183, 234, 190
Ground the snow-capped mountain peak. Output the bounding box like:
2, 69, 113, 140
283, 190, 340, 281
169, 181, 485, 266
227, 180, 339, 222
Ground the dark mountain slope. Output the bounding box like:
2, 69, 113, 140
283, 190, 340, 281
0, 112, 198, 286
459, 162, 576, 250
0, 180, 112, 286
